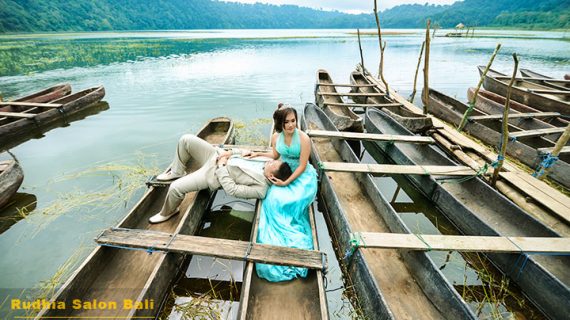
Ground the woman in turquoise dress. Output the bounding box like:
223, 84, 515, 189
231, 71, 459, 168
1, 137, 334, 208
246, 105, 318, 282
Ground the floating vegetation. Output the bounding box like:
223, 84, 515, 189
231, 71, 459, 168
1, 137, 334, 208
24, 152, 160, 237
233, 118, 272, 146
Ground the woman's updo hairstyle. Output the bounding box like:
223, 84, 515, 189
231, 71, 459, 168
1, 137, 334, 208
273, 103, 298, 133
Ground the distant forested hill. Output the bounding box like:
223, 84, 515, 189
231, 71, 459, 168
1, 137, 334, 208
0, 0, 568, 33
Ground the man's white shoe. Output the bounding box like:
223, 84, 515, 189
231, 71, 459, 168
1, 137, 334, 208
156, 170, 184, 181
148, 210, 179, 224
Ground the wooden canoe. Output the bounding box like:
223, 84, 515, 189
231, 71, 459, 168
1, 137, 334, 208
0, 86, 106, 151
237, 114, 328, 319
519, 69, 570, 91
0, 192, 36, 234
0, 156, 24, 209
350, 68, 433, 133
365, 108, 570, 320
315, 69, 364, 132
427, 88, 570, 189
302, 103, 476, 319
9, 83, 72, 104
479, 66, 570, 114
35, 117, 235, 319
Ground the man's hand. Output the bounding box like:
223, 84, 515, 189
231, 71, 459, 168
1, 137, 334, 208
217, 155, 229, 167
243, 151, 256, 158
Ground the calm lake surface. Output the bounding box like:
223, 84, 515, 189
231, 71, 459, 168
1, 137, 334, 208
0, 29, 568, 318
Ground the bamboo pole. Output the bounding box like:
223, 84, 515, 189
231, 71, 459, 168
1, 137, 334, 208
422, 19, 431, 114
491, 53, 519, 187
373, 0, 390, 98
536, 124, 570, 180
457, 43, 501, 131
409, 41, 425, 103
357, 29, 365, 72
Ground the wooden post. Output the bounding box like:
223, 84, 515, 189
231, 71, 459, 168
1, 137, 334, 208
536, 124, 570, 180
374, 0, 390, 98
409, 41, 425, 104
458, 43, 501, 131
357, 29, 365, 72
491, 53, 519, 187
422, 19, 431, 114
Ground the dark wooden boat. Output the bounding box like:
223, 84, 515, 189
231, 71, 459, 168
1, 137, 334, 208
302, 103, 476, 319
35, 117, 235, 320
365, 108, 570, 320
519, 69, 570, 91
0, 156, 24, 209
10, 83, 72, 103
0, 86, 106, 151
350, 69, 432, 133
479, 66, 570, 114
470, 88, 569, 127
315, 69, 364, 132
0, 192, 36, 234
427, 88, 570, 189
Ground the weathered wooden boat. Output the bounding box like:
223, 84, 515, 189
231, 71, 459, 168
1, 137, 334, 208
470, 88, 569, 127
0, 86, 106, 151
0, 155, 24, 209
9, 83, 72, 104
315, 69, 364, 132
427, 88, 570, 189
0, 192, 36, 234
520, 68, 570, 91
35, 117, 235, 319
350, 69, 433, 133
365, 108, 570, 320
302, 103, 476, 319
237, 115, 328, 319
479, 66, 570, 114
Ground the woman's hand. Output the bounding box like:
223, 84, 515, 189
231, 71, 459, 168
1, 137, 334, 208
269, 176, 288, 186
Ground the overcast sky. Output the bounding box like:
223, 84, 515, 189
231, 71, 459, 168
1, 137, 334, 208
222, 0, 458, 14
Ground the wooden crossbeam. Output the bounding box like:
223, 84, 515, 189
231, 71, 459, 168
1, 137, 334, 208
509, 127, 566, 139
469, 112, 560, 121
0, 101, 63, 107
320, 162, 476, 176
96, 228, 324, 269
495, 76, 570, 84
353, 232, 570, 253
537, 146, 570, 155
316, 83, 377, 87
0, 111, 36, 119
526, 89, 570, 95
324, 102, 401, 108
307, 129, 435, 144
317, 92, 386, 97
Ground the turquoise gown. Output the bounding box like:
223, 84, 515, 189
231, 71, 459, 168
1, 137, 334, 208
256, 128, 318, 282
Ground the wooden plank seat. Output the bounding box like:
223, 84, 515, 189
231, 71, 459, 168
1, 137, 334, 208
317, 92, 386, 97
323, 102, 402, 108
469, 112, 560, 121
306, 129, 435, 144
0, 101, 63, 108
320, 162, 477, 176
96, 228, 325, 269
509, 127, 566, 139
537, 146, 570, 155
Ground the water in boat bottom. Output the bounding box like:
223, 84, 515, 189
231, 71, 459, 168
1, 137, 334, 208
363, 141, 546, 320
160, 190, 358, 319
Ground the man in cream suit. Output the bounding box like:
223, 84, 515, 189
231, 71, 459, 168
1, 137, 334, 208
149, 134, 292, 224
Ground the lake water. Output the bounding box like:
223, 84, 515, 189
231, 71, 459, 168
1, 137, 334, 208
0, 28, 568, 319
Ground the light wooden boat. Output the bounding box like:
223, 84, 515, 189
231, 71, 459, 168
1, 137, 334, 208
0, 86, 106, 151
427, 88, 570, 189
9, 83, 72, 104
479, 66, 570, 114
350, 68, 432, 133
365, 108, 570, 320
35, 117, 235, 319
0, 156, 24, 209
519, 68, 570, 91
315, 69, 363, 132
302, 103, 476, 319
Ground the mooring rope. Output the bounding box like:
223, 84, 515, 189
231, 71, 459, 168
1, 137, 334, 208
532, 153, 559, 178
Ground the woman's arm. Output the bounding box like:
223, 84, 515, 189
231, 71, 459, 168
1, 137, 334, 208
245, 133, 280, 159
271, 131, 311, 186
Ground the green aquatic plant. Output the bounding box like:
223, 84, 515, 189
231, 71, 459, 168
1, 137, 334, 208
233, 118, 272, 146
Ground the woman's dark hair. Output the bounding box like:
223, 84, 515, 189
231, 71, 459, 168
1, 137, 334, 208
273, 104, 298, 133
274, 162, 293, 181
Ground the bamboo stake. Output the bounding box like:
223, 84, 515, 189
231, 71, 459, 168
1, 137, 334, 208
458, 43, 501, 131
422, 19, 431, 114
373, 0, 390, 98
357, 29, 365, 72
409, 41, 425, 103
535, 124, 570, 180
491, 53, 519, 187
